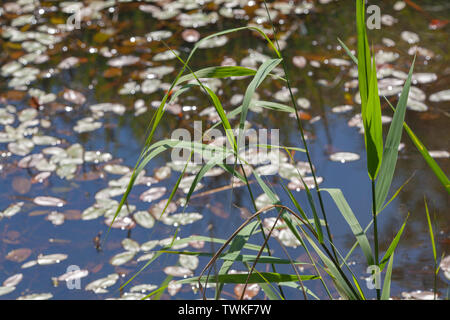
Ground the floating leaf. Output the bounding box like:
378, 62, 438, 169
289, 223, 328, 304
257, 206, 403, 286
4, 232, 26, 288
329, 152, 360, 163
162, 212, 203, 226
37, 253, 68, 265
57, 269, 88, 282
6, 248, 32, 263
136, 252, 156, 262
107, 56, 140, 67
168, 281, 182, 296
130, 284, 157, 293
110, 251, 135, 266
3, 202, 24, 218
104, 216, 136, 230
140, 240, 159, 252
139, 187, 166, 202
154, 166, 171, 180
17, 293, 53, 300
429, 151, 450, 159
74, 118, 102, 133
0, 286, 16, 297
46, 211, 65, 226
401, 290, 435, 300
121, 239, 140, 253
163, 266, 193, 277
179, 254, 199, 271
133, 211, 155, 229
401, 31, 420, 44
21, 260, 37, 269
3, 273, 23, 287
234, 283, 260, 300
255, 193, 279, 210
8, 139, 34, 156
440, 256, 450, 280
429, 89, 450, 102
85, 274, 119, 293
33, 196, 66, 207
103, 164, 130, 175
63, 89, 86, 105
182, 29, 200, 43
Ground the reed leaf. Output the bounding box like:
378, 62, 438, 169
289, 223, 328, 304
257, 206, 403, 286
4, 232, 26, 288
323, 188, 374, 266
375, 58, 415, 211
381, 253, 395, 300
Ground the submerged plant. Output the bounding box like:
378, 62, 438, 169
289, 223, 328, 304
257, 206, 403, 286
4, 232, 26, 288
109, 0, 449, 300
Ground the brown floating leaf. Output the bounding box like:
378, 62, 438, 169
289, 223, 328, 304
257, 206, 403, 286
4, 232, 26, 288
63, 209, 82, 220
188, 236, 205, 249
234, 283, 260, 300
5, 90, 26, 101
181, 29, 200, 43
6, 248, 32, 263
103, 67, 122, 78
209, 202, 229, 219
12, 177, 31, 194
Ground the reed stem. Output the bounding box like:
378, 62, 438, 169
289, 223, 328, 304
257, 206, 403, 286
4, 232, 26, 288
371, 179, 380, 300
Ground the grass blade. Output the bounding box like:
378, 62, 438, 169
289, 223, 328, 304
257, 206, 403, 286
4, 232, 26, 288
180, 273, 319, 284
376, 58, 416, 211
356, 0, 371, 108
381, 253, 395, 300
322, 188, 374, 266
379, 215, 408, 271
364, 57, 384, 180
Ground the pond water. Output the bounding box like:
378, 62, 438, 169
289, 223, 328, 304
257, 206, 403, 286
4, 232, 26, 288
0, 0, 448, 300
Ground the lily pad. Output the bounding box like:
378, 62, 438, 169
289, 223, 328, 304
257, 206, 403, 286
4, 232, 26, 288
110, 251, 135, 266
85, 273, 119, 293
179, 254, 199, 271
163, 266, 193, 277
130, 284, 157, 293
162, 212, 203, 226
133, 211, 155, 229
139, 187, 166, 202
329, 152, 360, 163
121, 239, 140, 253
255, 193, 279, 210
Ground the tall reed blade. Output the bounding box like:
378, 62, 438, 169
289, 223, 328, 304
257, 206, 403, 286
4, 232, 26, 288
375, 58, 416, 211
356, 0, 371, 109
364, 57, 384, 180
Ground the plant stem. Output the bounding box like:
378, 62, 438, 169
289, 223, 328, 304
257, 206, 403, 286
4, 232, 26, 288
371, 179, 380, 300
262, 0, 338, 262
240, 164, 286, 299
